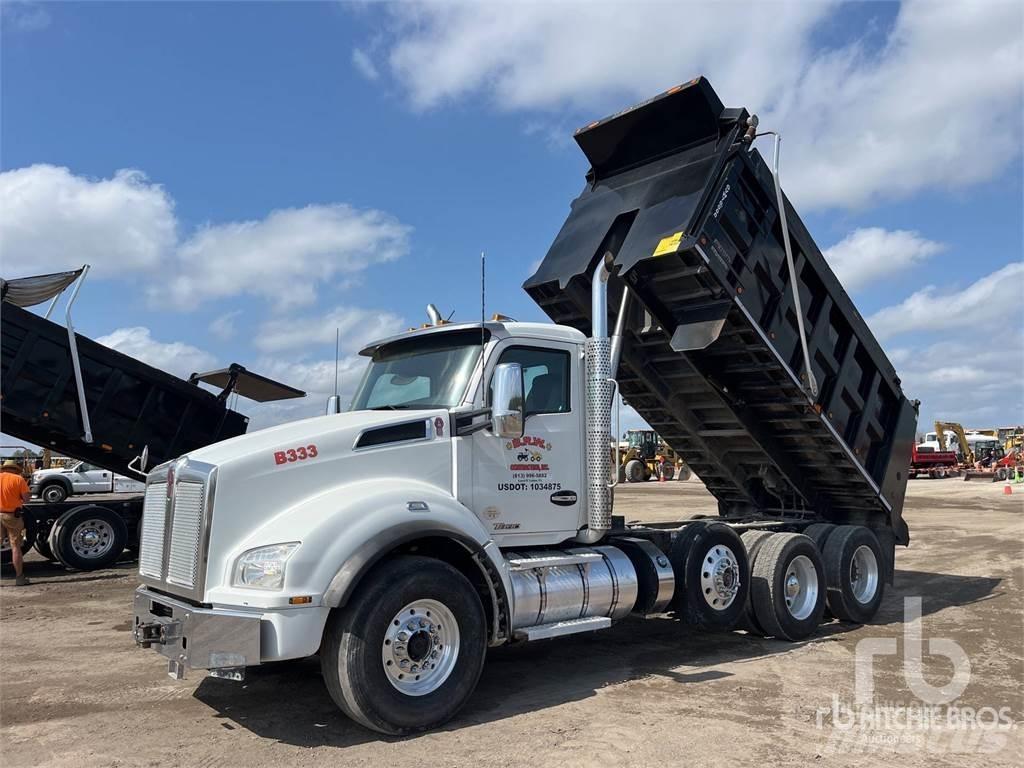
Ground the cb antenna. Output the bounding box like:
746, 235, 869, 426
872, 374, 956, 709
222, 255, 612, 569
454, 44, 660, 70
480, 251, 486, 385
333, 327, 340, 398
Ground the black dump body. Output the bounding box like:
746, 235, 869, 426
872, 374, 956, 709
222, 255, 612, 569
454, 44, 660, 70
1, 302, 249, 478
525, 78, 917, 544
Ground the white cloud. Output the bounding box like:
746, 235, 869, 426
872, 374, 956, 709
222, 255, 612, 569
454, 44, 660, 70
0, 164, 411, 311
889, 334, 1024, 428
244, 355, 369, 430
775, 0, 1024, 209
385, 1, 827, 112
364, 0, 1024, 210
823, 228, 945, 291
352, 48, 380, 81
868, 262, 1024, 340
209, 310, 242, 341
2, 1, 51, 32
255, 306, 404, 354
0, 165, 176, 277
159, 205, 410, 310
96, 327, 217, 379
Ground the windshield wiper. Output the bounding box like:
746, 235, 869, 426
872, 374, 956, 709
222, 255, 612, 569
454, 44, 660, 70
370, 405, 410, 410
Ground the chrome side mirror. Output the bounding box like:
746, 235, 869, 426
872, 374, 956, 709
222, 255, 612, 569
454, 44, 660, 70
490, 362, 524, 439
326, 395, 341, 415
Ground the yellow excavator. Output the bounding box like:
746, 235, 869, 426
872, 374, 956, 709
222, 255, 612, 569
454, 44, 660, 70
933, 421, 976, 465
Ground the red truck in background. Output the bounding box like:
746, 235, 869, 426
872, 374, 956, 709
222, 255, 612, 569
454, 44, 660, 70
909, 444, 960, 479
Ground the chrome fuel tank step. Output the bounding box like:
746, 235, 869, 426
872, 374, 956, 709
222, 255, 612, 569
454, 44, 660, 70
507, 545, 638, 632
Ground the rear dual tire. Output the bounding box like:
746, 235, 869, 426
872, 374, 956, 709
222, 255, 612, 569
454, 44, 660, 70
822, 525, 885, 624
670, 522, 750, 630
742, 525, 885, 637
47, 506, 127, 571
750, 533, 827, 641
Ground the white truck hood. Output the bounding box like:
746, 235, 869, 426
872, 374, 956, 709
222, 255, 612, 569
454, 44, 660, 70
172, 408, 457, 601
183, 409, 435, 467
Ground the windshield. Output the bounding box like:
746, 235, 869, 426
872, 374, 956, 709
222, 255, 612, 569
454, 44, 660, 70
351, 330, 486, 411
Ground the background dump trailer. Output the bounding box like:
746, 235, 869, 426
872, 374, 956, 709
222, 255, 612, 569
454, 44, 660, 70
525, 77, 918, 559
1, 269, 304, 569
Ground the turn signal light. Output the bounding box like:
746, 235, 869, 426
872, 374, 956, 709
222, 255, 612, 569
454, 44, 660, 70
289, 596, 312, 605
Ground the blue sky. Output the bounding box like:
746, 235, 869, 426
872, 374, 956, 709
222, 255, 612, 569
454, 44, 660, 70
2, 0, 1022, 440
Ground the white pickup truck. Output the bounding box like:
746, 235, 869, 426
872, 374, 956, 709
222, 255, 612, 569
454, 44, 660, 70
31, 461, 145, 503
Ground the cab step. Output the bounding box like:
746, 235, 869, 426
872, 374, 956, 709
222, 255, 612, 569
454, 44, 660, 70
514, 616, 612, 641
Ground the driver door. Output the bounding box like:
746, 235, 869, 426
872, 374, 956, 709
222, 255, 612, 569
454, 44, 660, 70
471, 340, 583, 544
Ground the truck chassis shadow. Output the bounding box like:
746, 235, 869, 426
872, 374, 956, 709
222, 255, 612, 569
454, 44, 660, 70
191, 568, 999, 749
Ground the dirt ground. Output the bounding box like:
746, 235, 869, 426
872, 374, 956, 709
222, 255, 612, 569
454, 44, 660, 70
1, 478, 1021, 767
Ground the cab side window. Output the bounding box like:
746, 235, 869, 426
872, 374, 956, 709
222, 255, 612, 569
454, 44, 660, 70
496, 346, 570, 416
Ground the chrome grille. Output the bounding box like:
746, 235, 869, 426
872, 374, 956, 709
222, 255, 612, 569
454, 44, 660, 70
166, 481, 205, 588
136, 459, 215, 600
138, 482, 168, 578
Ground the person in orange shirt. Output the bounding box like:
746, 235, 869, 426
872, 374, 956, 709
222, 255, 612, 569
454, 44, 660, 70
1, 461, 32, 586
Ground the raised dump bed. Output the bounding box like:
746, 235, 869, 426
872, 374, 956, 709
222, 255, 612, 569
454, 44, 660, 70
525, 77, 917, 544
1, 271, 304, 479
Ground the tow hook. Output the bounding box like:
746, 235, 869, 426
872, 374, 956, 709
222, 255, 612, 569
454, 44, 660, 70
134, 619, 180, 648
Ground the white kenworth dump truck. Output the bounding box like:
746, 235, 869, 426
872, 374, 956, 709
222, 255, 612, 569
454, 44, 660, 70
133, 78, 918, 734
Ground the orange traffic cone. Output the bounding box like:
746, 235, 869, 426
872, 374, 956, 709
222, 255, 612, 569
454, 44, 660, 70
1004, 476, 1013, 495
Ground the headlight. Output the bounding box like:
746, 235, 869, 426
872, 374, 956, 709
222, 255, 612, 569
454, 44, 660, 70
233, 543, 300, 590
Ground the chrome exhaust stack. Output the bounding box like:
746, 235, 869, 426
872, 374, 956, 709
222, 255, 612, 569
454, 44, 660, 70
578, 253, 616, 545
426, 303, 443, 326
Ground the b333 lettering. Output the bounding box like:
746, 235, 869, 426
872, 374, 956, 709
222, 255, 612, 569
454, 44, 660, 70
274, 445, 319, 465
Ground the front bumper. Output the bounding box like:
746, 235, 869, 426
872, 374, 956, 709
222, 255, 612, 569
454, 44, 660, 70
133, 587, 261, 680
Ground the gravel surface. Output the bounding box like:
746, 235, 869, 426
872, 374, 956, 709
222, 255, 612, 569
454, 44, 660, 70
1, 478, 1021, 767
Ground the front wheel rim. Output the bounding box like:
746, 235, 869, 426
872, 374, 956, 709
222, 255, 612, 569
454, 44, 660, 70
70, 519, 115, 559
381, 599, 460, 696
850, 545, 879, 604
783, 554, 818, 620
44, 487, 64, 502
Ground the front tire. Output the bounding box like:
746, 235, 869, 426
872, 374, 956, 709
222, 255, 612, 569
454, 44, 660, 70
625, 459, 646, 483
320, 556, 487, 735
40, 483, 69, 504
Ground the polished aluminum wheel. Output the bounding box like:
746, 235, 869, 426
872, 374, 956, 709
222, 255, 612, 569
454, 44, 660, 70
381, 599, 460, 696
700, 543, 740, 610
849, 544, 879, 604
70, 519, 115, 560
783, 554, 818, 620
